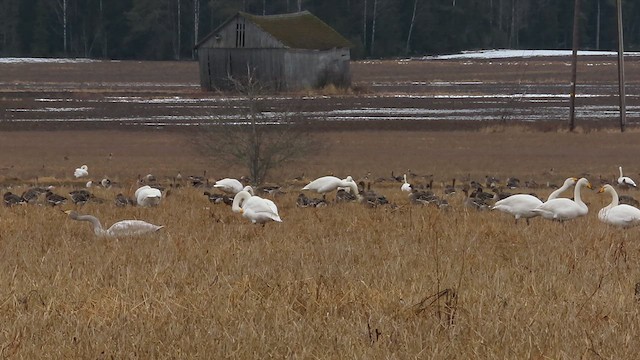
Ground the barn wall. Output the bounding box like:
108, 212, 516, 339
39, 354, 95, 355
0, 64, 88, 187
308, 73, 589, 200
283, 48, 351, 90
198, 48, 286, 91
198, 47, 351, 91
198, 15, 284, 49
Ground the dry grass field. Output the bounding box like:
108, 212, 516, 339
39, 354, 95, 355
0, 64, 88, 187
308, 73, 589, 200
2, 58, 640, 358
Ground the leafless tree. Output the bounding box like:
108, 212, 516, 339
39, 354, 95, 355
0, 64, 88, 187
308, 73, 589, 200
196, 68, 317, 185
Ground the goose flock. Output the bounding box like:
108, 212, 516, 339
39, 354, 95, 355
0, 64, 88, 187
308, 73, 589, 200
3, 165, 640, 237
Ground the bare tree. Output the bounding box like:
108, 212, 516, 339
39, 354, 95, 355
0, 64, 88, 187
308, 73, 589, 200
196, 68, 317, 185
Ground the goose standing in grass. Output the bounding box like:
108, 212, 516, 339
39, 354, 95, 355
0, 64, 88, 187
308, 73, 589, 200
135, 185, 162, 207
401, 174, 412, 192
74, 164, 89, 178
3, 192, 24, 206
597, 184, 640, 228
617, 166, 637, 188
302, 175, 362, 200
213, 178, 244, 195
532, 177, 591, 221
64, 210, 164, 237
232, 190, 282, 224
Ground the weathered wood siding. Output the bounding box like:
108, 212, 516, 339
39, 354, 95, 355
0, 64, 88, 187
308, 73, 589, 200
199, 47, 351, 91
199, 48, 286, 90
283, 48, 351, 89
198, 15, 284, 49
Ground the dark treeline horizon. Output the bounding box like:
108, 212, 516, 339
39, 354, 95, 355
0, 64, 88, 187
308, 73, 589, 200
1, 0, 638, 60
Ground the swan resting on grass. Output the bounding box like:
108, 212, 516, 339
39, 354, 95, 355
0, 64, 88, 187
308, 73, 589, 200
74, 165, 89, 178
232, 190, 282, 224
598, 184, 640, 228
65, 210, 164, 237
135, 185, 162, 207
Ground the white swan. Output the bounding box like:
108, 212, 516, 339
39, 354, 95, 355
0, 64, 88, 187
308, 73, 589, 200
618, 166, 637, 187
546, 177, 579, 201
401, 174, 412, 192
135, 185, 162, 207
65, 210, 164, 237
302, 176, 362, 200
74, 165, 89, 178
213, 178, 244, 194
598, 184, 640, 228
232, 190, 282, 224
491, 194, 542, 225
532, 177, 592, 221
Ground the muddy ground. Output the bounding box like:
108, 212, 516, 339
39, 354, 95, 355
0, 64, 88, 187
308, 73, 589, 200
1, 57, 640, 183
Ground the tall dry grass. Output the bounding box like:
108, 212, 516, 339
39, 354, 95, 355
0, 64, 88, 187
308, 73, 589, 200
1, 177, 640, 358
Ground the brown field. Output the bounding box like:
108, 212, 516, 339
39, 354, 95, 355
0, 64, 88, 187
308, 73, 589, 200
1, 58, 640, 357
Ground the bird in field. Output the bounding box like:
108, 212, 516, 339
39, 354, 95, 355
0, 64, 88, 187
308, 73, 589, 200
74, 164, 89, 178
3, 192, 24, 206
532, 177, 591, 221
598, 184, 640, 228
64, 210, 164, 237
134, 185, 162, 207
491, 177, 577, 225
302, 175, 362, 201
618, 166, 637, 188
232, 190, 282, 224
401, 174, 412, 192
213, 178, 244, 195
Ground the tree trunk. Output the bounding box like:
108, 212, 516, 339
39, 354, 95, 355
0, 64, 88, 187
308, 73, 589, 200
363, 0, 367, 51
405, 0, 418, 55
193, 0, 199, 59
370, 0, 378, 56
176, 0, 181, 60
63, 0, 67, 55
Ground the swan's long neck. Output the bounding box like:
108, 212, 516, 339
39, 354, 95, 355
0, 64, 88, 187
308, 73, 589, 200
547, 179, 573, 201
607, 187, 619, 207
341, 180, 362, 200
620, 166, 624, 178
403, 174, 408, 184
75, 214, 107, 236
573, 180, 587, 208
232, 191, 251, 213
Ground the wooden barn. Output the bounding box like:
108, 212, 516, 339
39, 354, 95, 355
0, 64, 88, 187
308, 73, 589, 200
195, 11, 352, 92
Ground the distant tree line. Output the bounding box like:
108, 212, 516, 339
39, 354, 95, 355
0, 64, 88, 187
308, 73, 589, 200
1, 0, 639, 60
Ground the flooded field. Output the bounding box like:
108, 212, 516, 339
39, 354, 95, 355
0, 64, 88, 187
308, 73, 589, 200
1, 56, 639, 129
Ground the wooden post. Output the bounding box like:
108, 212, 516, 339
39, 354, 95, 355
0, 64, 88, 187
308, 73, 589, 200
616, 0, 626, 132
569, 0, 580, 132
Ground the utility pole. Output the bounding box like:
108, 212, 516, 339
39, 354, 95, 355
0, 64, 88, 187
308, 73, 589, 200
569, 0, 580, 132
616, 0, 626, 132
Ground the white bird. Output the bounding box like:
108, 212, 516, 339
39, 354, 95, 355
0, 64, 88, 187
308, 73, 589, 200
598, 184, 640, 228
74, 165, 89, 178
532, 177, 592, 221
401, 174, 412, 192
232, 190, 282, 224
135, 185, 162, 207
213, 178, 244, 194
546, 177, 579, 201
65, 210, 164, 237
302, 175, 362, 200
491, 194, 542, 225
618, 166, 637, 188
491, 177, 578, 225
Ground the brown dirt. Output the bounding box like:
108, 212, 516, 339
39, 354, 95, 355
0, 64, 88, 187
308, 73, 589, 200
1, 57, 640, 183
